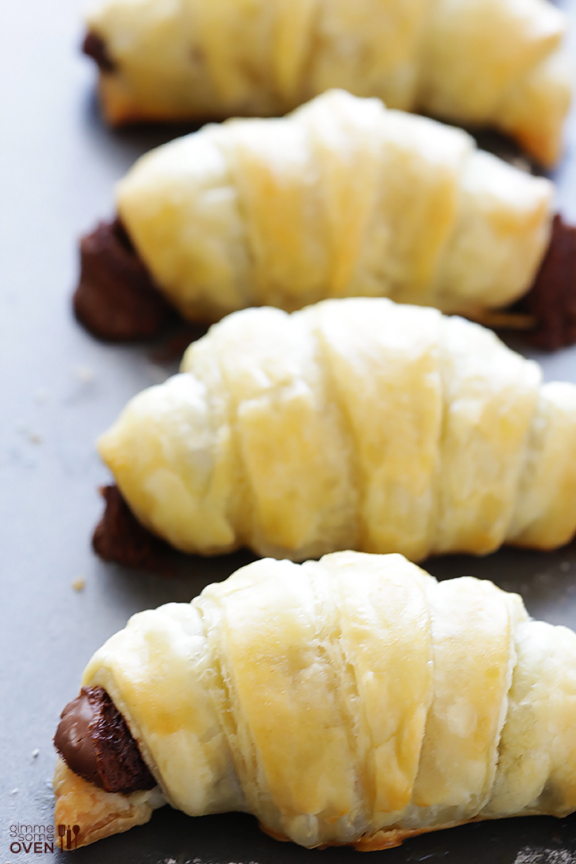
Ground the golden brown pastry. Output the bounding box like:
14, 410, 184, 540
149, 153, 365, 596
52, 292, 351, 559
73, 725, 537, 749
76, 91, 562, 338
54, 551, 576, 849
84, 0, 572, 165
96, 297, 576, 564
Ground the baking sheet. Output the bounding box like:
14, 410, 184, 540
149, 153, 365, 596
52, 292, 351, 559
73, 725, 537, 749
1, 1, 576, 861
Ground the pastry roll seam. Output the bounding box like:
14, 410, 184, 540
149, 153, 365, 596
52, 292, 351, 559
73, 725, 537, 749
98, 296, 576, 562
114, 91, 554, 325
86, 0, 571, 164
55, 552, 576, 848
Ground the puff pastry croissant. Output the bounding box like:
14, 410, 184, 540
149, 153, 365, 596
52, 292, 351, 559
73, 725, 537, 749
93, 90, 555, 329
97, 297, 576, 564
54, 551, 576, 850
84, 0, 572, 165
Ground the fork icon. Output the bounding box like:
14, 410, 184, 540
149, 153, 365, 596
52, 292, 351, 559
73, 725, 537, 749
57, 824, 80, 851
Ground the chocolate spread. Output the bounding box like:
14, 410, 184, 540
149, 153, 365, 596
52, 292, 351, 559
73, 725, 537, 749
82, 32, 116, 74
93, 485, 177, 573
512, 215, 576, 351
74, 219, 174, 341
75, 215, 576, 350
54, 686, 155, 794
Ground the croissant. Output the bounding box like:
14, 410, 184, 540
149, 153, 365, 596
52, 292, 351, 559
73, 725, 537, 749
76, 90, 576, 346
95, 296, 576, 567
53, 550, 576, 850
83, 0, 572, 166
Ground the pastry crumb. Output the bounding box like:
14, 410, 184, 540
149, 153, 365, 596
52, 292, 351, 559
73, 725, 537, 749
72, 578, 86, 592
73, 364, 95, 383
10, 788, 18, 795
17, 425, 43, 444
31, 748, 39, 758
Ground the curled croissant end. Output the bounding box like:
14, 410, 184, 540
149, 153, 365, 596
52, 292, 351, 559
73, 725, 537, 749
92, 485, 177, 572
74, 213, 576, 351
95, 296, 576, 565
73, 90, 571, 346
466, 215, 576, 350
82, 30, 149, 127
82, 1, 571, 164
53, 686, 163, 849
515, 215, 576, 351
73, 219, 174, 341
53, 758, 157, 849
53, 552, 576, 849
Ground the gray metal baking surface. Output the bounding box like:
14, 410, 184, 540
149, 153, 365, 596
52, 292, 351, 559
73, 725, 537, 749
1, 1, 576, 861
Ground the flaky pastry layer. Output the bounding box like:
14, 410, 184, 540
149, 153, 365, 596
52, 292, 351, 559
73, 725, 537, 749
54, 553, 576, 849
87, 0, 571, 165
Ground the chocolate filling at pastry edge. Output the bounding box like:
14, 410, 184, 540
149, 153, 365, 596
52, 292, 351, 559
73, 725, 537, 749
54, 686, 155, 794
73, 218, 174, 341
93, 484, 178, 572
82, 31, 117, 74
511, 215, 576, 351
75, 215, 576, 349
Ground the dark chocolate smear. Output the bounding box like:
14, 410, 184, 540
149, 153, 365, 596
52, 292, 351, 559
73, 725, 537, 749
149, 321, 209, 365
93, 485, 177, 573
510, 214, 576, 351
54, 686, 155, 794
82, 31, 117, 74
76, 214, 576, 351
54, 687, 100, 786
93, 484, 258, 575
74, 219, 174, 341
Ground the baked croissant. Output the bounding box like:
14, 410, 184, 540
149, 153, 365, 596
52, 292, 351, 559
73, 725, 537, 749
95, 296, 576, 566
53, 551, 576, 850
76, 90, 576, 345
83, 0, 572, 166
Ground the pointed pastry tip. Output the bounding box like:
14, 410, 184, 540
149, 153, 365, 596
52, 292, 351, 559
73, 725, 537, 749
53, 758, 156, 850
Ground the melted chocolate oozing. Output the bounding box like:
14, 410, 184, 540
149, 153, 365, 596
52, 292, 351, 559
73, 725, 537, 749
73, 219, 174, 341
54, 688, 100, 785
93, 485, 177, 573
54, 686, 155, 795
76, 214, 576, 349
510, 215, 576, 351
82, 32, 116, 74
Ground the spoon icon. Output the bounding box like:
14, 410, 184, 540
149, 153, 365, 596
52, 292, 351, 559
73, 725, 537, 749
73, 825, 80, 849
